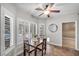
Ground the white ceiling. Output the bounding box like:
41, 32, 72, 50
16, 3, 42, 14
16, 3, 79, 19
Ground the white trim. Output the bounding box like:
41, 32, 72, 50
39, 24, 45, 35
75, 21, 78, 50
1, 6, 15, 55
4, 11, 14, 48
4, 15, 14, 47
4, 45, 15, 55
61, 22, 62, 47
16, 50, 23, 56
15, 43, 23, 56
47, 42, 62, 47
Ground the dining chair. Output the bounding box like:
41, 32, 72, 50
37, 38, 47, 56
24, 40, 35, 56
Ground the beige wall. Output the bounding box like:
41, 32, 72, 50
46, 3, 79, 50
0, 3, 39, 56
0, 4, 1, 55
0, 3, 79, 56
0, 3, 16, 56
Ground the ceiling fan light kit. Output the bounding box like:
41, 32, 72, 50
44, 10, 50, 15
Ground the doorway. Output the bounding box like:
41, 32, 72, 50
62, 22, 75, 49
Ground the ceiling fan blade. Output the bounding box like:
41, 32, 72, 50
39, 13, 44, 16
50, 10, 60, 13
44, 4, 49, 10
35, 8, 44, 11
44, 3, 54, 10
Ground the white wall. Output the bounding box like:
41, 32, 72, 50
36, 19, 46, 36
77, 14, 79, 50
0, 3, 39, 56
46, 4, 79, 50
46, 13, 78, 46
15, 7, 38, 55
0, 4, 1, 56
0, 3, 16, 56
1, 3, 79, 56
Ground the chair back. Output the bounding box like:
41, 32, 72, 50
24, 40, 30, 51
43, 38, 47, 49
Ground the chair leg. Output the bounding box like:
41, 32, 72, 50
34, 49, 37, 56
42, 50, 43, 56
24, 50, 26, 56
45, 48, 46, 54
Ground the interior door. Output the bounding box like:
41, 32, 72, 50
62, 22, 75, 49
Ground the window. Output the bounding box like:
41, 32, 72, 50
5, 16, 14, 49
5, 16, 10, 49
30, 23, 37, 38
18, 23, 24, 44
39, 24, 45, 36
19, 24, 24, 34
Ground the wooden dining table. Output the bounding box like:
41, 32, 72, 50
24, 39, 44, 56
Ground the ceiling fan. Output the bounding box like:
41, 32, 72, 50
35, 3, 60, 17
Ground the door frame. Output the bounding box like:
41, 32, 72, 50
62, 21, 77, 50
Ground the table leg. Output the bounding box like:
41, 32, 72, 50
42, 50, 43, 56
35, 48, 37, 56
24, 49, 26, 56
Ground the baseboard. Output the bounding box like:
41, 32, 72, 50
47, 42, 62, 47
16, 50, 23, 56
